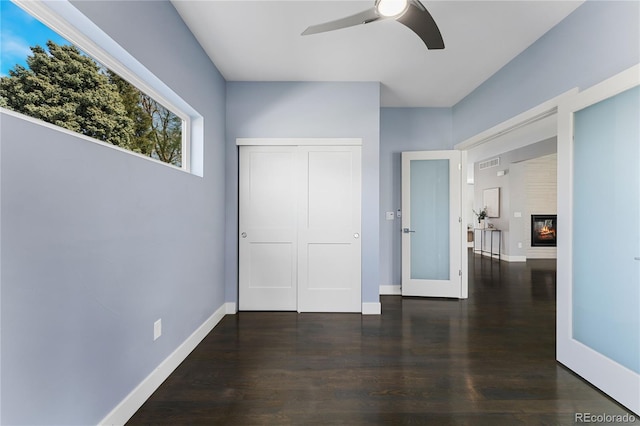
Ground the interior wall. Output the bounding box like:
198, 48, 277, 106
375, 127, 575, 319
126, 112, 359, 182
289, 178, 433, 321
472, 138, 556, 259
453, 0, 640, 144
524, 154, 558, 259
379, 107, 453, 287
225, 82, 381, 305
0, 1, 227, 425
473, 158, 511, 256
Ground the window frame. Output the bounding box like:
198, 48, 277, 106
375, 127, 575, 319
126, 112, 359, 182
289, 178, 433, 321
7, 0, 203, 175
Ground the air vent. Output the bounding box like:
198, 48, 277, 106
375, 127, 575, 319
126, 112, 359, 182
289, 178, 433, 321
479, 157, 500, 170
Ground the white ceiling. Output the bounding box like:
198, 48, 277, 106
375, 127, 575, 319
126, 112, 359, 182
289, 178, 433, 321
171, 0, 583, 107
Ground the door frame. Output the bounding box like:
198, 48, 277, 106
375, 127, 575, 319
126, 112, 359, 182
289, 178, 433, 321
455, 65, 639, 414
455, 89, 575, 304
237, 138, 362, 147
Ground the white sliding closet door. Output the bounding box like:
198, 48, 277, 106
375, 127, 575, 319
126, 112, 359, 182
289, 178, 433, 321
298, 146, 362, 312
239, 143, 362, 313
239, 146, 298, 311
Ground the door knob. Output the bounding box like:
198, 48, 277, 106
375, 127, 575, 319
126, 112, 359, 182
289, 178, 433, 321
403, 228, 415, 233
241, 232, 247, 238
354, 233, 360, 239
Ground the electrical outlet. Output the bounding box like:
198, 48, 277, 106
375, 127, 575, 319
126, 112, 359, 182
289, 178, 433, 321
154, 319, 162, 341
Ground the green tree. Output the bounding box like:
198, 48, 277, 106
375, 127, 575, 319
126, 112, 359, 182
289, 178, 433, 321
1, 40, 182, 167
107, 70, 154, 156
0, 41, 134, 148
141, 95, 182, 167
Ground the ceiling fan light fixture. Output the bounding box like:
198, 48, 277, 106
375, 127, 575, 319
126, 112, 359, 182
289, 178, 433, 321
376, 0, 409, 18
302, 0, 444, 50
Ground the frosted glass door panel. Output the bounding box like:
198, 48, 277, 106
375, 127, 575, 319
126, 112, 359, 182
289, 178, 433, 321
410, 159, 450, 280
572, 85, 640, 373
401, 150, 462, 299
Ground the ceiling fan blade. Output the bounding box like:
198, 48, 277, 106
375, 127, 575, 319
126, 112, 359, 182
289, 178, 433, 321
302, 7, 383, 36
396, 0, 444, 50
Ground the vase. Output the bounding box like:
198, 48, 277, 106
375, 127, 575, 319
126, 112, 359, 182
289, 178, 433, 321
479, 219, 486, 229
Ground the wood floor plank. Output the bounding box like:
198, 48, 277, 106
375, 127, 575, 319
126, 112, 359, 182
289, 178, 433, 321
127, 255, 638, 425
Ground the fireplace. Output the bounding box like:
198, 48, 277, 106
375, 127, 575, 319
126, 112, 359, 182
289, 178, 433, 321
531, 215, 557, 247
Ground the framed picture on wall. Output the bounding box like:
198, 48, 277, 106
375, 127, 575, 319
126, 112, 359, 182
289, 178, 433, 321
483, 187, 500, 218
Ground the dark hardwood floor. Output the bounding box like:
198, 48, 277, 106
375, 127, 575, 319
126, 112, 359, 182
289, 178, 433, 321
128, 253, 637, 425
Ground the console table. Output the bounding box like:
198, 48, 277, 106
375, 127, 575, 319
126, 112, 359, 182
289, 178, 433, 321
473, 228, 502, 261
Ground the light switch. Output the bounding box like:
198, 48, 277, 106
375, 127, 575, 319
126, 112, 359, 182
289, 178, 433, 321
514, 212, 522, 218
385, 212, 395, 220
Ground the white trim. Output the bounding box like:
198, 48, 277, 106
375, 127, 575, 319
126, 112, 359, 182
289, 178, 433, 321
525, 253, 557, 260
379, 285, 401, 295
0, 109, 193, 174
10, 0, 204, 176
455, 88, 579, 151
474, 251, 501, 260
236, 138, 362, 146
502, 254, 527, 263
474, 252, 529, 262
362, 302, 381, 315
458, 91, 577, 302
225, 302, 237, 315
459, 150, 469, 299
568, 64, 640, 111
98, 304, 228, 426
0, 104, 2, 425
557, 63, 640, 415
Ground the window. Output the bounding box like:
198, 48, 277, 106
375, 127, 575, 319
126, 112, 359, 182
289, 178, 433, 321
0, 0, 201, 173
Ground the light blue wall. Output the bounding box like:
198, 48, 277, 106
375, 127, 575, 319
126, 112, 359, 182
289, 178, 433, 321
225, 82, 381, 304
453, 0, 640, 143
379, 108, 452, 286
0, 1, 226, 425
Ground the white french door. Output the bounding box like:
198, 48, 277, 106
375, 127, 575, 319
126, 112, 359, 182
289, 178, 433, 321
401, 150, 465, 298
557, 64, 639, 414
239, 143, 362, 312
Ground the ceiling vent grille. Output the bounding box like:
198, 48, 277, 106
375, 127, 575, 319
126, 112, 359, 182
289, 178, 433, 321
479, 157, 500, 170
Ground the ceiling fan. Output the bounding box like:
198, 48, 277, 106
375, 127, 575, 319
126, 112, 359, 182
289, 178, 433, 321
302, 0, 444, 50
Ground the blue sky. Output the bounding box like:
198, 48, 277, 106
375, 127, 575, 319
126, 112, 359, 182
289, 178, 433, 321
1, 0, 68, 76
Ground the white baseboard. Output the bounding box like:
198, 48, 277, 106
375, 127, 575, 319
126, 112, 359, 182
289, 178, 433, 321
99, 303, 228, 426
362, 302, 381, 315
526, 253, 558, 259
225, 302, 237, 314
474, 251, 528, 262
379, 285, 401, 295
503, 255, 527, 262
